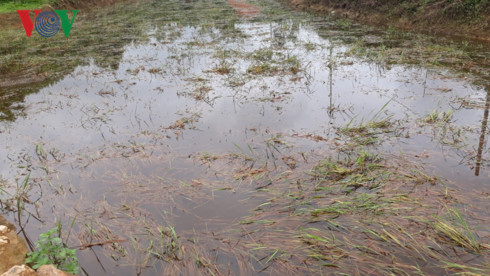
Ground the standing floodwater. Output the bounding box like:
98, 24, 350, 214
0, 0, 488, 275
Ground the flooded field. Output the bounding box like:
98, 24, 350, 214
0, 0, 489, 275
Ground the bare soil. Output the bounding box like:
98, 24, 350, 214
227, 0, 261, 17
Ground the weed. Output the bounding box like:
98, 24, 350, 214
147, 226, 181, 261
26, 227, 79, 274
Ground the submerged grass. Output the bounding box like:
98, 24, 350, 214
340, 101, 393, 136
236, 146, 489, 275
431, 206, 488, 253
247, 48, 302, 76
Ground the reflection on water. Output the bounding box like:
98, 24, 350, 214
475, 87, 490, 176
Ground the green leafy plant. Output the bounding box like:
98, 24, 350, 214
25, 227, 79, 274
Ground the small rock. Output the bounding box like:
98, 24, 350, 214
0, 265, 36, 276
0, 226, 8, 235
37, 265, 75, 276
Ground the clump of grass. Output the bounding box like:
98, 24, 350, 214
424, 109, 453, 124
247, 49, 301, 75
311, 158, 353, 181
194, 85, 212, 100
164, 113, 201, 130
213, 65, 232, 74
247, 63, 278, 75
226, 75, 246, 87
432, 207, 487, 253
212, 49, 238, 75
198, 152, 220, 162
355, 150, 382, 172
252, 48, 274, 62
283, 55, 301, 74
212, 59, 233, 74
340, 101, 393, 140
334, 18, 352, 29
146, 226, 181, 261
311, 148, 385, 193
341, 118, 392, 135
346, 40, 391, 64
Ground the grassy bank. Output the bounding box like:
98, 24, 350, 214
0, 0, 53, 13
286, 0, 490, 40
0, 0, 121, 13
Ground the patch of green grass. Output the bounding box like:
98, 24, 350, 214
146, 226, 181, 261
425, 43, 468, 59
424, 109, 453, 124
0, 0, 53, 13
340, 114, 392, 136
311, 158, 353, 181
247, 48, 301, 75
252, 48, 273, 62
355, 150, 382, 172
310, 147, 386, 193
334, 18, 352, 29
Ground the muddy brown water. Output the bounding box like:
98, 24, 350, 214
0, 0, 489, 275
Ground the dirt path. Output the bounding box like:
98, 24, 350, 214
227, 0, 261, 17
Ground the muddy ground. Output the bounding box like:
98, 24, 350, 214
0, 0, 489, 275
